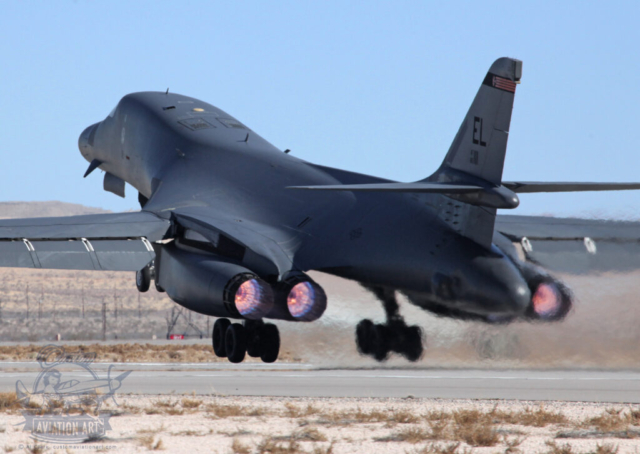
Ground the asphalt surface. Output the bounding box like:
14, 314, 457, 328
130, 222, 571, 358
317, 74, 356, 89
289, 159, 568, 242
1, 362, 640, 403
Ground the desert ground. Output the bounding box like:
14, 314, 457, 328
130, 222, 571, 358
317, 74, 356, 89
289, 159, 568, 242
1, 393, 640, 453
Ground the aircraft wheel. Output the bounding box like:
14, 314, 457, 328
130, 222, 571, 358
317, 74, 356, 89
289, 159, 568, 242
212, 318, 230, 357
136, 266, 151, 293
401, 325, 424, 362
259, 324, 280, 363
371, 324, 390, 362
246, 321, 264, 358
356, 319, 374, 355
225, 323, 247, 363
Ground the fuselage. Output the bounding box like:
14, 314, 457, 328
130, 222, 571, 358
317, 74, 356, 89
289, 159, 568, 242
79, 92, 533, 319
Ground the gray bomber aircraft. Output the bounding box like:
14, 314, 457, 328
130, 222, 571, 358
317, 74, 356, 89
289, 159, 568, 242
2, 57, 639, 363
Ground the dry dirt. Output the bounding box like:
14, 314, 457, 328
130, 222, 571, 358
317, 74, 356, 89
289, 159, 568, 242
1, 393, 640, 453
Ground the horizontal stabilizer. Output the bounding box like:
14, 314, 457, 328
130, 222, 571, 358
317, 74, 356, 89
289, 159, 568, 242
287, 183, 483, 193
503, 182, 640, 193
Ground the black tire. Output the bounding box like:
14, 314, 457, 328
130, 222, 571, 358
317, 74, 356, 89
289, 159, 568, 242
246, 328, 262, 358
225, 323, 247, 363
401, 325, 424, 362
371, 324, 390, 362
356, 319, 374, 355
259, 324, 280, 363
136, 267, 151, 293
212, 318, 230, 357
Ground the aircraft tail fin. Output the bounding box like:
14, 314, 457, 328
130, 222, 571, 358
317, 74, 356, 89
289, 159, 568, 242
428, 57, 522, 186
426, 57, 522, 249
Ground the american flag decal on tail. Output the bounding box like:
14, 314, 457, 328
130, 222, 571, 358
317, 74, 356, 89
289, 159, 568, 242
493, 76, 516, 92
482, 72, 517, 93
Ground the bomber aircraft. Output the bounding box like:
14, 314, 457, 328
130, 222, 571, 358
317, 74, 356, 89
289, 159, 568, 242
1, 57, 639, 363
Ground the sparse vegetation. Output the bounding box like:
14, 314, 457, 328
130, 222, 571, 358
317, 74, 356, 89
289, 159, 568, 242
231, 438, 251, 454
0, 392, 20, 413
544, 441, 576, 454
582, 408, 629, 432
137, 434, 165, 450
255, 437, 301, 454
206, 402, 246, 418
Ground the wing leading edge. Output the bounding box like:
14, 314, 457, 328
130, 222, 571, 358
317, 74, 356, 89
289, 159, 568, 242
0, 211, 171, 271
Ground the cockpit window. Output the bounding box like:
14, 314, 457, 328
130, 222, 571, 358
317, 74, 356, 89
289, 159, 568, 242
108, 106, 117, 118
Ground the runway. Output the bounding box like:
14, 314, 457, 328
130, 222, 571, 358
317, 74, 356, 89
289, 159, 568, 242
1, 362, 639, 403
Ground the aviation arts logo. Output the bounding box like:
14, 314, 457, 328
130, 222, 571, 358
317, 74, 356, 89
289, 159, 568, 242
15, 345, 130, 443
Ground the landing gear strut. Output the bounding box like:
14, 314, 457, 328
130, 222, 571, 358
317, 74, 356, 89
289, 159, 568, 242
212, 318, 280, 363
356, 286, 424, 362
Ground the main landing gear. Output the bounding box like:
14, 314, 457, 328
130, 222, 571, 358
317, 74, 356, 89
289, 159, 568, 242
212, 318, 280, 363
136, 262, 164, 293
355, 286, 424, 362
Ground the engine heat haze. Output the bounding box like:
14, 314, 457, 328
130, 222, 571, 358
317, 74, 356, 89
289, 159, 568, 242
0, 57, 639, 365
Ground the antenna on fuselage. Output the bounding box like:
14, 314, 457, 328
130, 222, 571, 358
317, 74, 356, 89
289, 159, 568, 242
165, 88, 169, 95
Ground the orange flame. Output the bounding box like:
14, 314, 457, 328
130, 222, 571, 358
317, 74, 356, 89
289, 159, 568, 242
532, 282, 562, 318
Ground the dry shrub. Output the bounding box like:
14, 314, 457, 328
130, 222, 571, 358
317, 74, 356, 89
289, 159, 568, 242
452, 421, 499, 447
424, 410, 452, 422
503, 435, 525, 453
0, 392, 21, 413
255, 437, 301, 454
206, 403, 245, 418
493, 406, 567, 427
428, 420, 450, 440
292, 428, 327, 442
582, 408, 629, 432
137, 434, 164, 450
311, 443, 334, 454
0, 343, 298, 363
284, 403, 319, 418
181, 398, 202, 409
25, 444, 47, 454
231, 438, 251, 454
544, 441, 575, 454
390, 409, 420, 424
593, 443, 619, 454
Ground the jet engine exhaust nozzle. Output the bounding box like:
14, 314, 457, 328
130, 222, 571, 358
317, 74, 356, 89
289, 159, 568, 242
525, 277, 572, 322
286, 280, 327, 322
228, 275, 274, 320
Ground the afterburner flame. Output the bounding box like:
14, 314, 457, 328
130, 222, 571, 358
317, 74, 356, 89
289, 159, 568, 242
287, 281, 327, 321
235, 278, 272, 319
532, 282, 562, 318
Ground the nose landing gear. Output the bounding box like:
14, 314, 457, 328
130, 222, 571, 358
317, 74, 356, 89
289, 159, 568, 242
212, 318, 280, 363
355, 286, 425, 362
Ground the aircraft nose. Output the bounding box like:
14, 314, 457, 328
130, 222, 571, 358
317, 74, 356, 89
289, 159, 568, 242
78, 123, 98, 158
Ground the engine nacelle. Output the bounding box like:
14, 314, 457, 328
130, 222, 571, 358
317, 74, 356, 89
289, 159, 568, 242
157, 243, 273, 319
268, 272, 327, 322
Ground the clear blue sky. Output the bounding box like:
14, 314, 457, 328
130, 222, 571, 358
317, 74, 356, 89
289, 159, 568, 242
1, 1, 639, 218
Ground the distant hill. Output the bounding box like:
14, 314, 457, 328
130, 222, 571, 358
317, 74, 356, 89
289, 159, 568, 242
0, 201, 110, 219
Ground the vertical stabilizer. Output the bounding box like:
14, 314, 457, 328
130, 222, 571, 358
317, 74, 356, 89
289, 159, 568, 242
433, 57, 521, 185
429, 57, 522, 249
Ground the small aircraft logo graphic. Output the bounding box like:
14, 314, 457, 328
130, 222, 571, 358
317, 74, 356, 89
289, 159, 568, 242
16, 345, 131, 443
